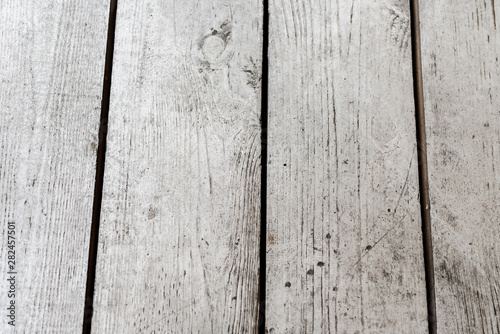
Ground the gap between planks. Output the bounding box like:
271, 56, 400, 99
258, 0, 270, 332
82, 0, 118, 332
409, 0, 437, 333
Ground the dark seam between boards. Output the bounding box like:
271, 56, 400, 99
82, 0, 117, 332
259, 0, 270, 333
409, 1, 437, 333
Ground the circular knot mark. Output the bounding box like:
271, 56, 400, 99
202, 35, 226, 61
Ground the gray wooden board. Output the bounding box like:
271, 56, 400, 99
420, 0, 500, 332
91, 0, 263, 332
266, 0, 429, 332
0, 0, 109, 332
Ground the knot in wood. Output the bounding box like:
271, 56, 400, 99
202, 35, 226, 61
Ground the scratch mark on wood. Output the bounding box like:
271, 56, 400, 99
346, 216, 406, 274
492, 0, 497, 29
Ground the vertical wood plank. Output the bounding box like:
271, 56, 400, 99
0, 0, 109, 332
91, 1, 262, 332
266, 0, 429, 332
420, 0, 500, 332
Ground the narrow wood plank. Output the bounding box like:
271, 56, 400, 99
266, 1, 429, 332
91, 1, 263, 332
0, 0, 109, 332
420, 0, 500, 332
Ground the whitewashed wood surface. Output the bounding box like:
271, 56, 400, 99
91, 0, 263, 332
420, 0, 500, 332
266, 0, 429, 332
0, 0, 109, 332
4, 0, 500, 332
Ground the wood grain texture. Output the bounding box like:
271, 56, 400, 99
0, 0, 109, 332
420, 0, 500, 332
91, 1, 262, 332
266, 0, 428, 332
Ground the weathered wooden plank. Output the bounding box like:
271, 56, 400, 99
0, 0, 109, 332
91, 1, 262, 332
266, 1, 429, 332
419, 0, 500, 332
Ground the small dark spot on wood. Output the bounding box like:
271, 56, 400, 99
232, 296, 237, 300
326, 233, 331, 239
148, 205, 158, 219
285, 282, 291, 287
388, 208, 391, 212
387, 8, 411, 51
430, 53, 437, 75
212, 29, 218, 35
243, 57, 261, 90
439, 261, 455, 283
392, 251, 403, 261
333, 287, 337, 291
484, 122, 490, 127
307, 269, 314, 275
283, 163, 287, 166
317, 261, 325, 267
333, 249, 338, 254
365, 245, 372, 250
